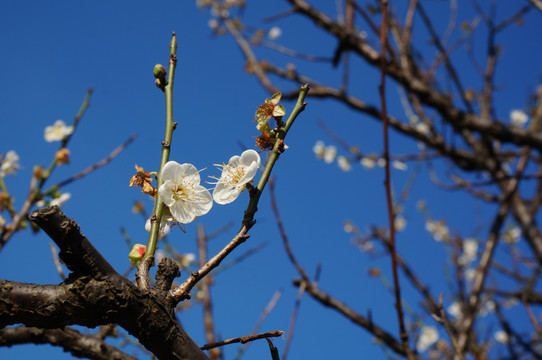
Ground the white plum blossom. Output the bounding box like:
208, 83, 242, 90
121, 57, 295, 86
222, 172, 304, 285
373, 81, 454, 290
392, 160, 408, 171
158, 161, 213, 224
464, 268, 476, 282
479, 299, 496, 316
337, 156, 351, 171
394, 215, 407, 232
415, 122, 430, 135
459, 238, 478, 265
313, 140, 325, 159
447, 301, 463, 319
416, 326, 439, 352
145, 216, 172, 239
44, 120, 74, 142
494, 331, 509, 344
377, 158, 386, 167
179, 253, 196, 268
502, 226, 521, 244
212, 149, 260, 205
268, 26, 282, 40
0, 150, 20, 177
360, 157, 375, 169
510, 109, 528, 127
425, 220, 450, 242
323, 145, 337, 164
208, 19, 219, 30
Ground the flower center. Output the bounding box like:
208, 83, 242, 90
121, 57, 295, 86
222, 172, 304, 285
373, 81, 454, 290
222, 165, 245, 185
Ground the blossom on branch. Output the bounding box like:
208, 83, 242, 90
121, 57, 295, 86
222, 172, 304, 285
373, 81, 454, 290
158, 161, 213, 224
416, 326, 439, 352
510, 109, 528, 127
129, 164, 157, 197
255, 91, 285, 123
212, 149, 260, 205
44, 120, 73, 142
0, 150, 20, 177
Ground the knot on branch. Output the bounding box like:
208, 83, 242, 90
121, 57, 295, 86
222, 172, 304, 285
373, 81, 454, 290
155, 258, 180, 291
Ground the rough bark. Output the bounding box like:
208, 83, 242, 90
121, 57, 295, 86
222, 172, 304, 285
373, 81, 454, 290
0, 206, 209, 360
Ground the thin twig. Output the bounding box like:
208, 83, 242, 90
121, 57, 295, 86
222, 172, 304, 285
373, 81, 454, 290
197, 224, 220, 360
56, 134, 136, 188
201, 331, 283, 351
378, 1, 412, 358
269, 178, 310, 282
48, 242, 66, 280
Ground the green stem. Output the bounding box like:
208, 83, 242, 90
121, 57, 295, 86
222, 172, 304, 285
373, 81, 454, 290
144, 32, 178, 262
244, 84, 309, 224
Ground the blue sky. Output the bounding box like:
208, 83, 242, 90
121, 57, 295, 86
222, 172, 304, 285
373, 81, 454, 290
1, 1, 541, 359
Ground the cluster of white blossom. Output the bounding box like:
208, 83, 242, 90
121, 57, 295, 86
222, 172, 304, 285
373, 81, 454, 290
416, 325, 439, 352
313, 140, 407, 172
0, 151, 20, 177
425, 219, 450, 242
146, 149, 261, 238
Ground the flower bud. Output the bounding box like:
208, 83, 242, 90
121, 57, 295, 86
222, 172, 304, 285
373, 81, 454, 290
128, 244, 147, 267
153, 64, 167, 79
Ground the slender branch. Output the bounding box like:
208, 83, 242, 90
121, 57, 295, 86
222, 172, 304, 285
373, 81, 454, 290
55, 134, 136, 189
197, 225, 220, 360
201, 331, 283, 351
269, 178, 310, 282
137, 32, 178, 290
292, 278, 408, 357
379, 1, 411, 358
0, 89, 93, 251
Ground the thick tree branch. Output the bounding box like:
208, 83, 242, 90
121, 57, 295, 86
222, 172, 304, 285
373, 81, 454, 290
0, 326, 137, 360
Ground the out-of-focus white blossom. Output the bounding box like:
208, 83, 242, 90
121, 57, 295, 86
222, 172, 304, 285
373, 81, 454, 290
343, 221, 355, 233
502, 226, 521, 244
179, 253, 196, 268
323, 145, 337, 164
459, 238, 478, 265
392, 160, 408, 171
337, 156, 351, 171
208, 19, 219, 30
479, 299, 496, 316
464, 268, 476, 282
494, 331, 509, 344
415, 122, 430, 135
416, 326, 439, 352
313, 140, 325, 159
268, 26, 282, 40
447, 301, 463, 319
44, 120, 73, 142
0, 151, 20, 177
360, 157, 375, 169
377, 158, 386, 167
510, 109, 528, 127
425, 220, 450, 242
394, 215, 407, 232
